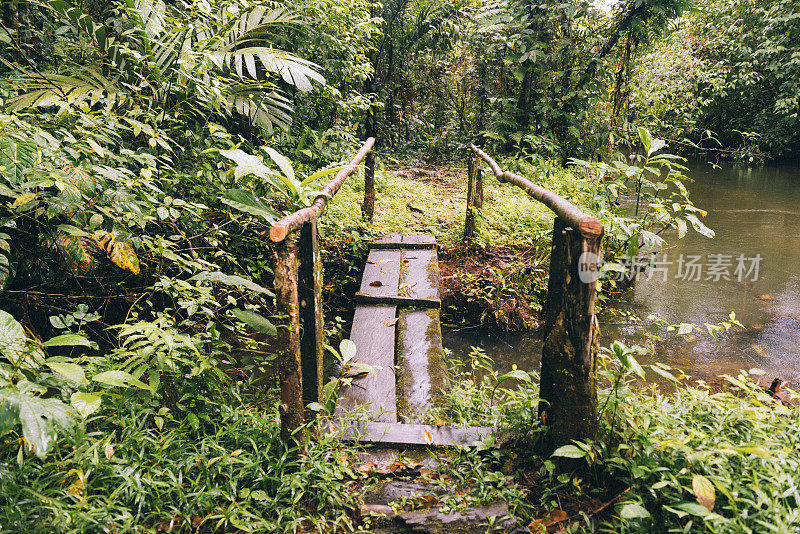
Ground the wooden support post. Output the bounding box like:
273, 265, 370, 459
273, 233, 305, 445
538, 217, 603, 463
363, 150, 375, 220
463, 152, 483, 244
298, 220, 324, 406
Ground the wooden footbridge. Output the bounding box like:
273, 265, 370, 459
268, 138, 603, 456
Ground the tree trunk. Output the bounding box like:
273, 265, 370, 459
273, 234, 305, 446
538, 217, 602, 466
298, 221, 323, 407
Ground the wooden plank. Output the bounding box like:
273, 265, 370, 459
355, 293, 440, 308
371, 241, 436, 250
373, 232, 402, 245
336, 305, 398, 422
402, 234, 435, 245
401, 248, 439, 300
396, 308, 446, 421
344, 422, 495, 447
360, 249, 401, 296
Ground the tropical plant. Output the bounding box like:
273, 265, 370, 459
0, 309, 98, 458
3, 0, 325, 133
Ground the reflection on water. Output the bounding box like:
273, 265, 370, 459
444, 162, 800, 384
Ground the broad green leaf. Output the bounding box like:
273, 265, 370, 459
42, 333, 93, 348
638, 127, 652, 155
648, 138, 666, 157
339, 339, 356, 363
219, 149, 273, 180
70, 392, 101, 417
673, 502, 710, 517
0, 395, 18, 435
186, 412, 199, 431
677, 323, 694, 335
190, 271, 274, 296
231, 309, 276, 336
551, 444, 586, 459
300, 165, 347, 187
263, 146, 295, 184
619, 502, 651, 519
685, 214, 715, 238
1, 388, 74, 458
496, 369, 531, 386
93, 370, 152, 391
0, 310, 26, 363
46, 362, 86, 383
221, 189, 279, 223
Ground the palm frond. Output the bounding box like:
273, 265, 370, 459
227, 84, 293, 133
212, 47, 324, 91
6, 68, 125, 113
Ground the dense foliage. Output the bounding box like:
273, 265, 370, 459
0, 0, 795, 530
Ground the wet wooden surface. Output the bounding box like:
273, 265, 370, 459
336, 304, 398, 422
345, 422, 495, 447
338, 233, 492, 445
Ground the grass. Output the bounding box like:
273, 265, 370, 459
0, 391, 366, 533
322, 158, 598, 249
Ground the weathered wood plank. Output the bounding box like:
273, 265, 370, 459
336, 305, 398, 422
373, 232, 402, 245
401, 248, 439, 300
355, 293, 440, 308
396, 308, 446, 422
402, 234, 435, 245
344, 422, 495, 447
371, 241, 436, 250
360, 250, 401, 297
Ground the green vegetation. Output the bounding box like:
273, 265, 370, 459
0, 0, 795, 531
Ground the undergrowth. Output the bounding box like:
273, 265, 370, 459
424, 345, 800, 533
0, 389, 365, 533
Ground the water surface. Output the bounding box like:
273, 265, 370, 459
444, 162, 800, 384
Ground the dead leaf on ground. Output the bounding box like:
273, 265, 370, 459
529, 509, 569, 533
369, 281, 383, 287
424, 430, 434, 445
385, 318, 399, 327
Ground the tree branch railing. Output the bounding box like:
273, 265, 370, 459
467, 144, 604, 462
269, 137, 376, 445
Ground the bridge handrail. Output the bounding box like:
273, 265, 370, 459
469, 144, 603, 238
270, 137, 376, 242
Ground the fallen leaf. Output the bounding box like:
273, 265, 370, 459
379, 258, 392, 263
424, 430, 434, 445
411, 494, 439, 508
545, 509, 569, 525
104, 442, 114, 460
385, 318, 399, 327
692, 474, 715, 511
757, 294, 774, 300
369, 281, 383, 287
328, 422, 338, 436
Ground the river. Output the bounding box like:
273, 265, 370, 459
443, 162, 800, 385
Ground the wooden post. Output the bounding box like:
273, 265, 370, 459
463, 152, 483, 244
363, 150, 375, 220
298, 220, 324, 406
538, 217, 603, 463
273, 233, 305, 445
